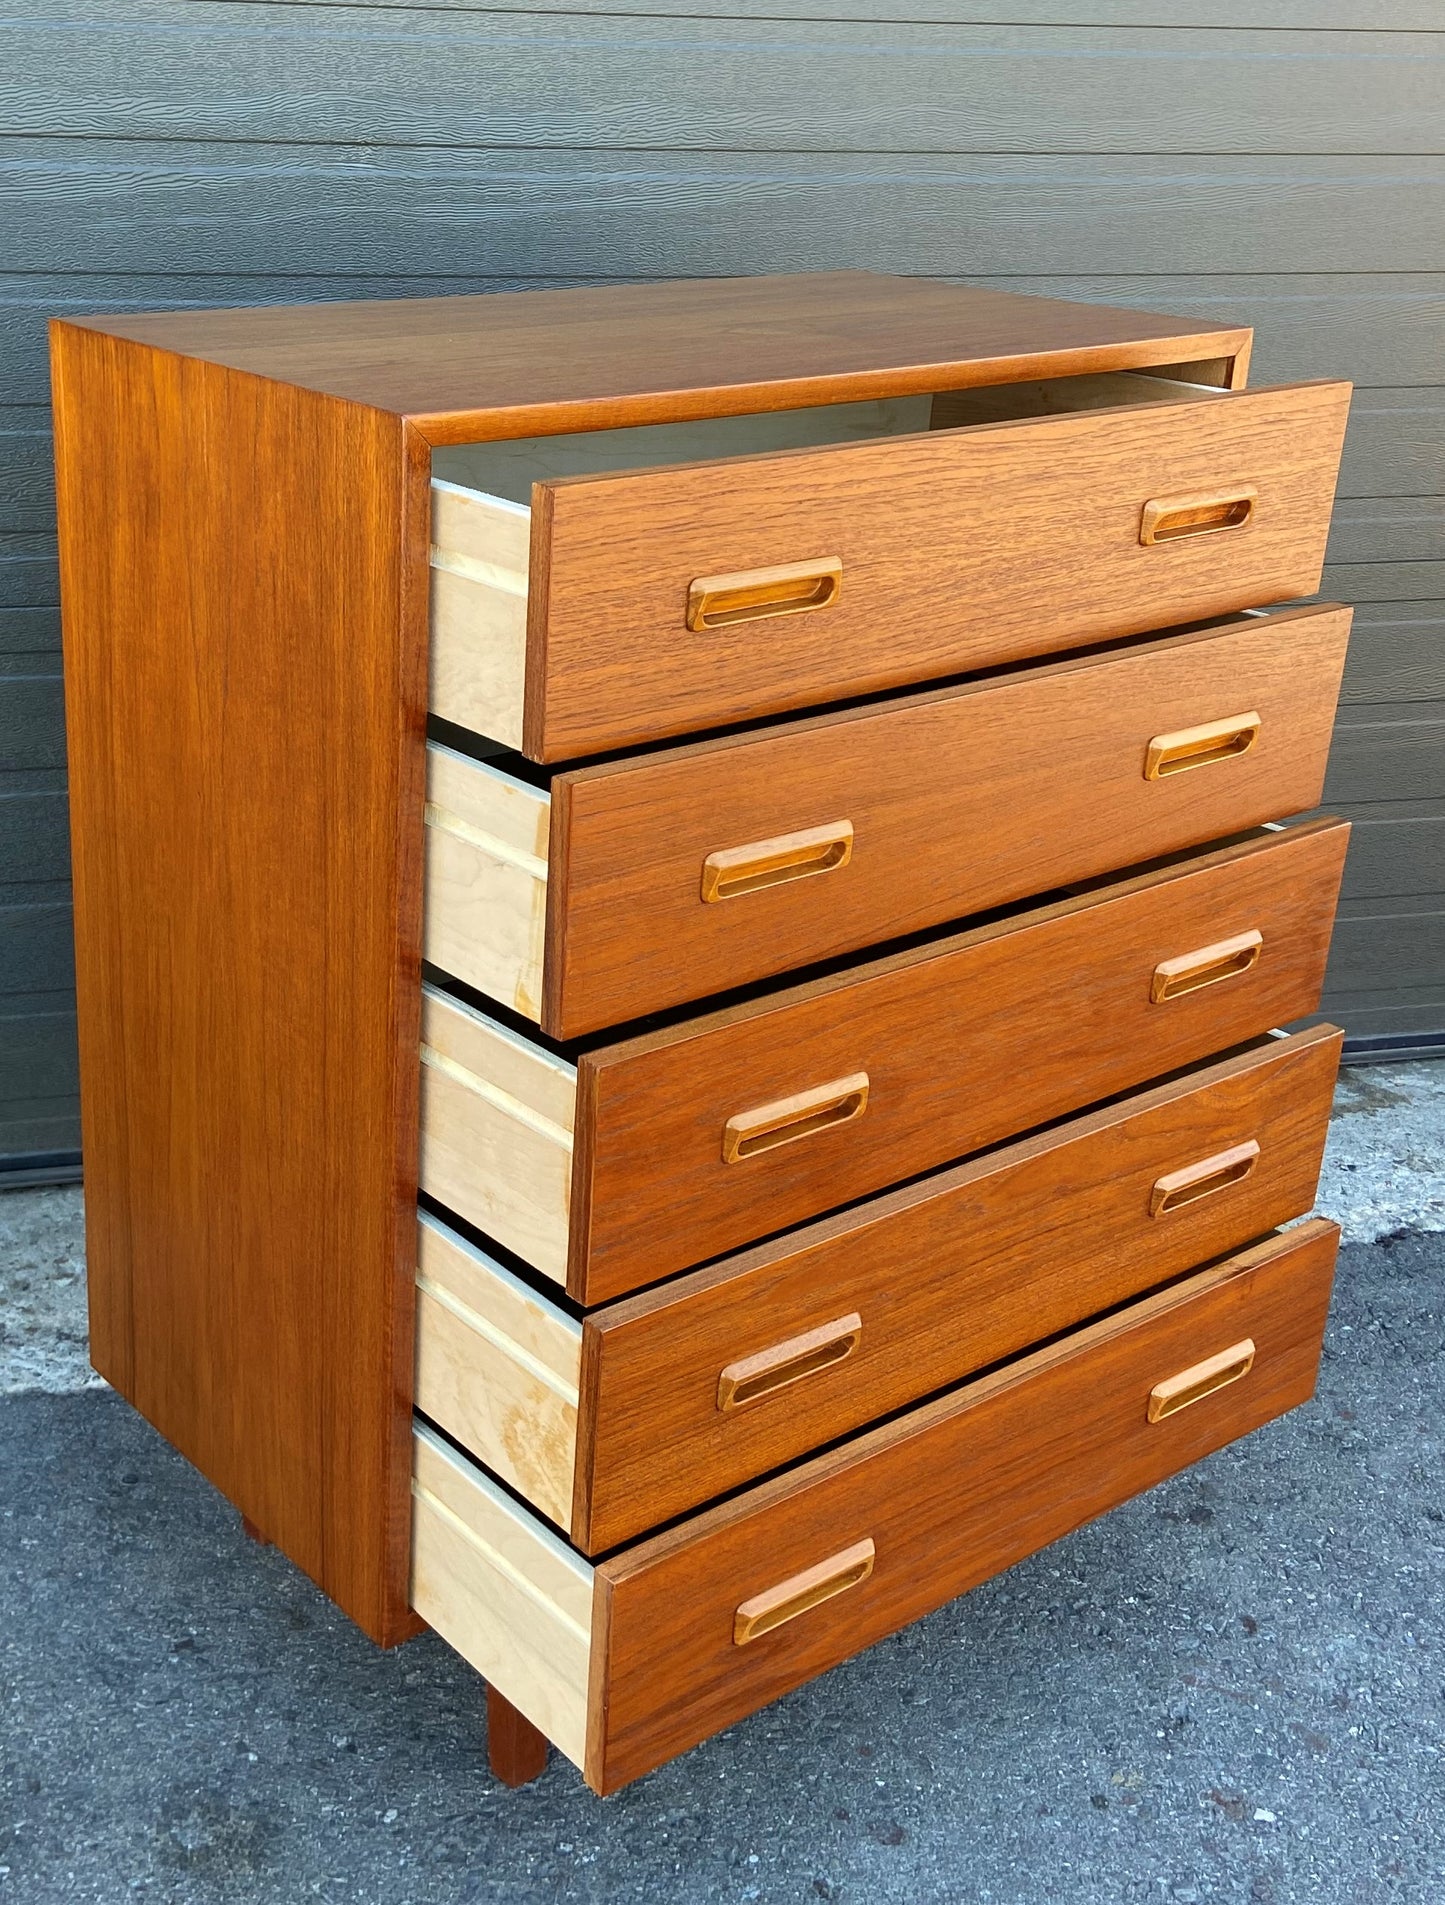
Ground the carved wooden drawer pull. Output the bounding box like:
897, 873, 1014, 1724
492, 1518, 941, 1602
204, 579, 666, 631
1147, 1339, 1257, 1423
722, 1073, 869, 1163
1139, 488, 1257, 545
687, 557, 843, 631
733, 1538, 877, 1645
701, 821, 854, 903
717, 1313, 863, 1412
1150, 1139, 1261, 1217
1144, 712, 1261, 780
1150, 929, 1263, 1003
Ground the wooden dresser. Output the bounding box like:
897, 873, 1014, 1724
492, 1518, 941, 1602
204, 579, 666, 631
51, 273, 1353, 1797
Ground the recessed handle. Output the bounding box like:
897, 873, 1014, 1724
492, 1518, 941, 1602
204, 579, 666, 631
1150, 930, 1263, 1004
701, 821, 854, 904
722, 1072, 870, 1164
1144, 712, 1261, 780
687, 558, 843, 631
733, 1538, 876, 1645
1147, 1338, 1257, 1423
717, 1313, 863, 1412
1150, 1139, 1261, 1217
1139, 488, 1257, 545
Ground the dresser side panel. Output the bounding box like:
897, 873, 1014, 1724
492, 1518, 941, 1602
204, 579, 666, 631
51, 323, 428, 1645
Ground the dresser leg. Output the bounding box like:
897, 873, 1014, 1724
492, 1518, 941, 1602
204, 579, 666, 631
240, 1513, 269, 1546
486, 1686, 548, 1788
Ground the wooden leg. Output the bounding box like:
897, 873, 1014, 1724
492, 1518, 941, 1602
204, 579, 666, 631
487, 1685, 548, 1788
240, 1513, 269, 1545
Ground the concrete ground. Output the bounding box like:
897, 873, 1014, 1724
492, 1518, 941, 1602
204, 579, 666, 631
1, 1062, 1442, 1904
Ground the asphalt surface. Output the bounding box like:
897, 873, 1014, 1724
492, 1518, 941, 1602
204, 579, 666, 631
2, 1227, 1442, 1904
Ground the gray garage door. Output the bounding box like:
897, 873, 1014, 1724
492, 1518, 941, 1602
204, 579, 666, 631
3, 0, 1442, 1169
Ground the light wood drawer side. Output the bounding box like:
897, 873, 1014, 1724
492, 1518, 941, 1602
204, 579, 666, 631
418, 985, 576, 1285
411, 1424, 593, 1768
423, 743, 550, 1023
414, 1212, 582, 1528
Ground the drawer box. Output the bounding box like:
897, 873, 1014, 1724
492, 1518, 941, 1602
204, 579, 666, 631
416, 1023, 1342, 1550
412, 1219, 1340, 1793
424, 603, 1350, 1038
429, 373, 1350, 760
418, 817, 1349, 1303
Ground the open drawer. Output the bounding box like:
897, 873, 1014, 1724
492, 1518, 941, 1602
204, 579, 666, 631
418, 816, 1350, 1304
412, 1219, 1340, 1793
415, 1024, 1342, 1551
423, 603, 1350, 1037
428, 371, 1350, 760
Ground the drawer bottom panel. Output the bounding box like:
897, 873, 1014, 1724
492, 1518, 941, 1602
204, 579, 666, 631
412, 1219, 1338, 1793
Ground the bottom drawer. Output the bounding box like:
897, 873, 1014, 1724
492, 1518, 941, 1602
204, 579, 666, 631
412, 1218, 1339, 1794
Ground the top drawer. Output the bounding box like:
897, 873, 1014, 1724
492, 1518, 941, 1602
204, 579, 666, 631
430, 374, 1351, 760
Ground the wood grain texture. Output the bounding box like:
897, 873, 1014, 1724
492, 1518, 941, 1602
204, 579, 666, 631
568, 820, 1349, 1302
12, 10, 1440, 159
59, 271, 1248, 441
541, 606, 1351, 1035
423, 742, 549, 1022
587, 1220, 1339, 1792
0, 388, 1408, 551
571, 1027, 1342, 1550
418, 985, 575, 1284
526, 382, 1348, 758
410, 1423, 592, 1767
429, 480, 529, 750
51, 321, 430, 1645
414, 1211, 581, 1528
3, 272, 1442, 406
487, 1687, 549, 1789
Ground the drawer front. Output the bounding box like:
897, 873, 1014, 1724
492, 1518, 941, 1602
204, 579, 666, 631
574, 1026, 1341, 1550
527, 382, 1349, 759
588, 1220, 1338, 1791
544, 605, 1349, 1038
570, 819, 1349, 1302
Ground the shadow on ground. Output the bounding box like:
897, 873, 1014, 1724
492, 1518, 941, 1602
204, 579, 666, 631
2, 1234, 1441, 1904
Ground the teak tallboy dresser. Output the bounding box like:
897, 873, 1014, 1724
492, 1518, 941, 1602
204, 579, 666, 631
51, 273, 1354, 1795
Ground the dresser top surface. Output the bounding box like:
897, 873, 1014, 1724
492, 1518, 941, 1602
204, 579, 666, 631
57, 270, 1249, 442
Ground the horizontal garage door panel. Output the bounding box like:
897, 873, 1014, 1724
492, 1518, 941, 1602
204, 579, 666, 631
5, 144, 1441, 278
10, 12, 1442, 156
